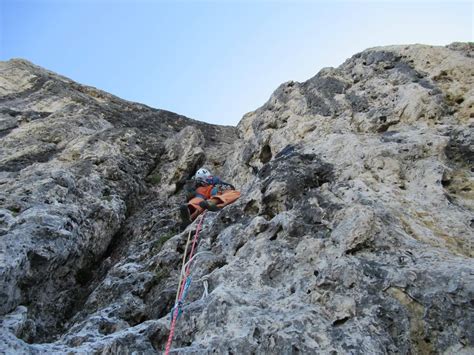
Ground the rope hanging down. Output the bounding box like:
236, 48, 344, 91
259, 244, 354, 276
164, 211, 207, 355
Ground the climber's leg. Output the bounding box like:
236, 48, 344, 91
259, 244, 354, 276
209, 190, 241, 208
187, 197, 205, 220
179, 204, 192, 229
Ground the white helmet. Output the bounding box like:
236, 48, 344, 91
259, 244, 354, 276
195, 168, 211, 182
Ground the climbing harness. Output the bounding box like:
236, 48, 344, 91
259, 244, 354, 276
164, 211, 207, 355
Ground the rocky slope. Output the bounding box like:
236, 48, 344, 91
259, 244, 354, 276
0, 43, 473, 354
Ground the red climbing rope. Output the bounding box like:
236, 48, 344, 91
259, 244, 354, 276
164, 211, 206, 355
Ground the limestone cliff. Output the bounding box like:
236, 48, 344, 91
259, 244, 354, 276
0, 43, 473, 354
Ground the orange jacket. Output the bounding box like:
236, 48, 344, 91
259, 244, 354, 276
195, 185, 214, 200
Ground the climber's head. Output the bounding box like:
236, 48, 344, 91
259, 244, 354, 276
194, 168, 211, 182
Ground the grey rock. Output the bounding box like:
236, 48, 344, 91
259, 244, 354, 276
1, 43, 473, 354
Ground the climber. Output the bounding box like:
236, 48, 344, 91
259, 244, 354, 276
179, 168, 240, 229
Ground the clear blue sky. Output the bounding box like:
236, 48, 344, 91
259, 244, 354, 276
1, 1, 472, 126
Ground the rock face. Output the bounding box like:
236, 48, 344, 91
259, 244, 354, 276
0, 43, 473, 354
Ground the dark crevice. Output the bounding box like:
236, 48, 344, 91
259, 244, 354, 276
208, 259, 228, 273
269, 225, 283, 241
332, 316, 350, 326
234, 241, 246, 256
243, 200, 260, 215
0, 146, 63, 172
259, 144, 273, 164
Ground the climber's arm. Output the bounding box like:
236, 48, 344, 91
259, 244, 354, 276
209, 176, 236, 190
220, 181, 236, 190
224, 182, 236, 190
